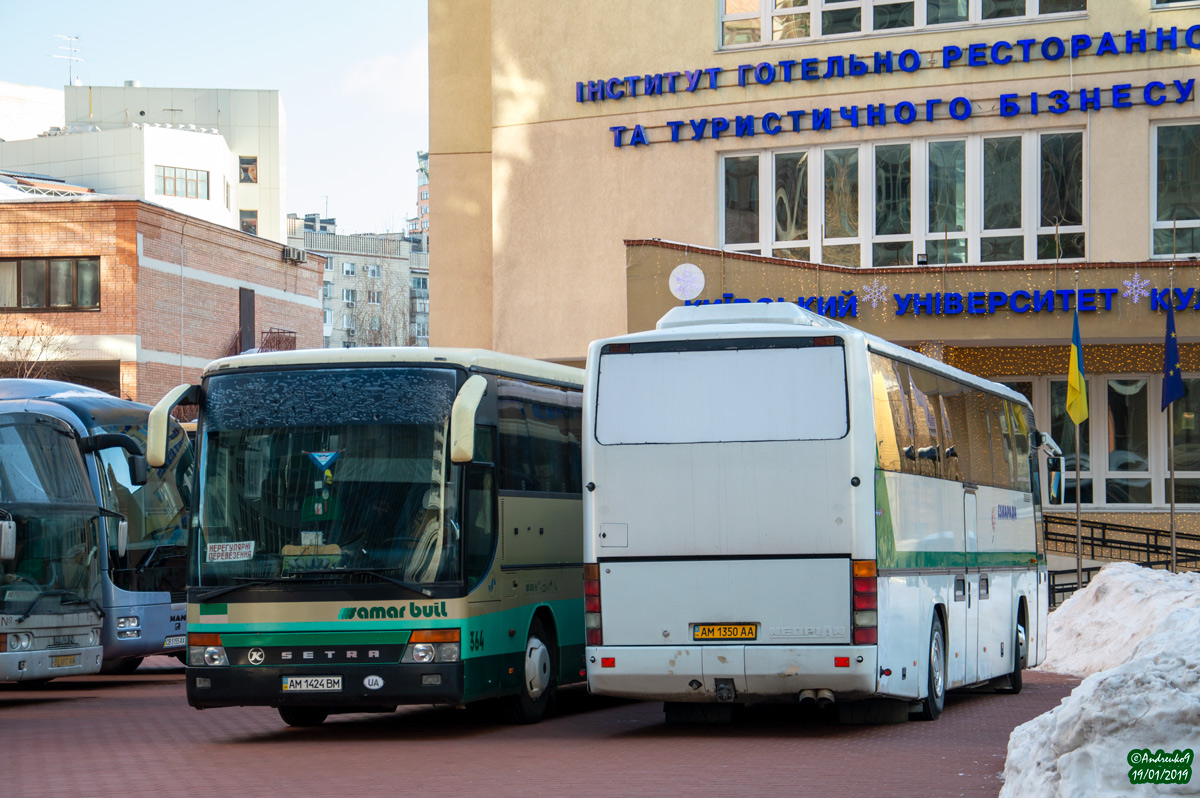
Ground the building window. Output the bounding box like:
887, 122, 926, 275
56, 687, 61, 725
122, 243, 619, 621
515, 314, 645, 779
0, 258, 101, 310
411, 275, 428, 290
422, 220, 429, 230
323, 308, 332, 324
421, 206, 428, 215
721, 130, 1086, 267
342, 341, 357, 348
155, 165, 209, 199
370, 315, 382, 331
367, 264, 381, 279
1153, 123, 1200, 258
341, 314, 355, 330
324, 260, 333, 271
323, 281, 333, 299
719, 0, 1086, 47
239, 156, 258, 184
421, 191, 429, 200
367, 290, 382, 304
240, 210, 258, 236
343, 288, 357, 304
343, 262, 356, 276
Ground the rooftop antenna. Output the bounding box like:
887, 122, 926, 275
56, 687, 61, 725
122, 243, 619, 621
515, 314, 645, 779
52, 34, 83, 86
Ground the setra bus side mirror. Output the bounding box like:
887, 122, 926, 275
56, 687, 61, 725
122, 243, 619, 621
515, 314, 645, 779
450, 375, 488, 464
1046, 456, 1064, 505
147, 384, 202, 468
0, 519, 15, 560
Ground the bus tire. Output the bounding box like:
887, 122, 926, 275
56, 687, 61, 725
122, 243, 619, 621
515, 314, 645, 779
917, 617, 945, 722
997, 621, 1026, 695
278, 706, 329, 727
500, 616, 556, 724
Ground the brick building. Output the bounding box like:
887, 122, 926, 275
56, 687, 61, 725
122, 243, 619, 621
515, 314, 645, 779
0, 195, 323, 403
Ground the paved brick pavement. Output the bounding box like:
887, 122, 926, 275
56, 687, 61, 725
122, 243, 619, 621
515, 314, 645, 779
3, 659, 1078, 798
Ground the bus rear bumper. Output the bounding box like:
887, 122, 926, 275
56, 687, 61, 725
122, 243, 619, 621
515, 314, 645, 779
586, 645, 878, 702
186, 662, 463, 710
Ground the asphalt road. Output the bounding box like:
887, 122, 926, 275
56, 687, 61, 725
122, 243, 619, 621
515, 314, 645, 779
3, 658, 1079, 797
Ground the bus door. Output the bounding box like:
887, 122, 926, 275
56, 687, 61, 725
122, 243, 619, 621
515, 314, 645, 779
955, 487, 979, 688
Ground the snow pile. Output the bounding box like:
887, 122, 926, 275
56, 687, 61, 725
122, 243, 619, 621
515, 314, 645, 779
1038, 562, 1200, 677
1000, 563, 1200, 797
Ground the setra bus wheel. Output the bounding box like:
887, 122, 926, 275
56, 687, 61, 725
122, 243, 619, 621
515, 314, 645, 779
278, 706, 329, 727
499, 616, 557, 724
917, 616, 946, 721
997, 621, 1026, 695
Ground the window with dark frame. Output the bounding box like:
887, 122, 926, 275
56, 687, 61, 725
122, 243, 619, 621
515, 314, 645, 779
239, 156, 258, 184
240, 210, 258, 236
0, 258, 101, 310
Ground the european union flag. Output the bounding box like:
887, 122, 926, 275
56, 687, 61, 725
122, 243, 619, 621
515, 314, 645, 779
1163, 300, 1185, 410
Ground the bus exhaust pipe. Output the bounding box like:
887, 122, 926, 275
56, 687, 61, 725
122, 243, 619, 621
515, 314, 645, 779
799, 689, 816, 706
815, 689, 835, 708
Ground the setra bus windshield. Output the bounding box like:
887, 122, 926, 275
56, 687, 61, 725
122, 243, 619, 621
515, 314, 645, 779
0, 417, 102, 616
194, 367, 462, 591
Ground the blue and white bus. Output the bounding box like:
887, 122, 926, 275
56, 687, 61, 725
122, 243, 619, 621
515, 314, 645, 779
1, 388, 149, 682
0, 380, 193, 673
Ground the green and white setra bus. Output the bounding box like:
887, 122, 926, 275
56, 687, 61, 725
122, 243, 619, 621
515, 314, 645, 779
584, 303, 1058, 723
148, 348, 584, 726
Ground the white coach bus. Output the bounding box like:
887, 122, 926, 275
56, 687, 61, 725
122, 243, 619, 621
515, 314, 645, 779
583, 303, 1057, 723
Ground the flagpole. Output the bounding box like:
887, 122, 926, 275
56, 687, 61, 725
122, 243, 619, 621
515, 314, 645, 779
1170, 266, 1177, 574
1080, 268, 1089, 590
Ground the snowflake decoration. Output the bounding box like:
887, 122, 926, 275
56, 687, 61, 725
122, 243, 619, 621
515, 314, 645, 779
862, 277, 888, 309
669, 262, 705, 301
1123, 272, 1150, 304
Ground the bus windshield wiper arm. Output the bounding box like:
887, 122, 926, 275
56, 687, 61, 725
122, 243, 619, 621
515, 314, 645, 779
61, 593, 106, 619
194, 579, 285, 603
16, 589, 80, 623
293, 568, 434, 597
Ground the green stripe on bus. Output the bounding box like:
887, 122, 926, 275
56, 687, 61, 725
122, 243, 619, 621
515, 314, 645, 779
221, 631, 414, 646
882, 551, 1039, 570
198, 604, 228, 615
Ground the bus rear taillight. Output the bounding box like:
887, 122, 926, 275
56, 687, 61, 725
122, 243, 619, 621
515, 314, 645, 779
584, 564, 602, 646
851, 560, 878, 645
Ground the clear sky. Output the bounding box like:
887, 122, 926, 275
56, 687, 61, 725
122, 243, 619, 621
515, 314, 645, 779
0, 0, 429, 235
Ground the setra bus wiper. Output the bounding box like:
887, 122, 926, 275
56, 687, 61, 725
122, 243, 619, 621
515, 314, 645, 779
194, 578, 287, 603
288, 568, 434, 597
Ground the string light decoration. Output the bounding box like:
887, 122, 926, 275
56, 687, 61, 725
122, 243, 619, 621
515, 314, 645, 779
945, 344, 1200, 379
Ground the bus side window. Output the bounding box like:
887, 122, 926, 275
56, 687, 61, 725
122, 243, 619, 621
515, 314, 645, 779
868, 354, 911, 473
1009, 403, 1033, 492
986, 394, 1016, 490
937, 377, 969, 483
908, 367, 941, 478
964, 389, 995, 487
465, 468, 496, 586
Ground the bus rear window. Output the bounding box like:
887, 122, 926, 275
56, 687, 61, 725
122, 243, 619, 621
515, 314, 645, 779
595, 342, 848, 445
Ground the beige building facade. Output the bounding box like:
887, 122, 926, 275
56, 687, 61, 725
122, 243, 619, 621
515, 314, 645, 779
431, 1, 1200, 530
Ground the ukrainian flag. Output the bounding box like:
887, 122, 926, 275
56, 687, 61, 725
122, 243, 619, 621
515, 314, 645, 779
1067, 308, 1088, 425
